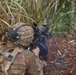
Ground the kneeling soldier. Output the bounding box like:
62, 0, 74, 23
0, 22, 43, 75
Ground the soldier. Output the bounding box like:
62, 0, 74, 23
0, 22, 43, 75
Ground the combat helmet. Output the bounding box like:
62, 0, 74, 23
7, 22, 34, 46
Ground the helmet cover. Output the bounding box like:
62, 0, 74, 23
12, 22, 34, 46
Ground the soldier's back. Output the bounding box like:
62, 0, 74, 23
0, 44, 43, 75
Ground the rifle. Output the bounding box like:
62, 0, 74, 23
29, 22, 63, 61
29, 23, 53, 61
30, 24, 49, 60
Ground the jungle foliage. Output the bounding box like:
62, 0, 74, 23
0, 0, 76, 41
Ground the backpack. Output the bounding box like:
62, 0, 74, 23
0, 45, 24, 75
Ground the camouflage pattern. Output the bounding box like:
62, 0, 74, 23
12, 22, 34, 46
0, 43, 43, 75
0, 22, 43, 75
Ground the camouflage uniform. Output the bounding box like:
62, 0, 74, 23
0, 22, 43, 75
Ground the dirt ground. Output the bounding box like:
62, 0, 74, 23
43, 37, 76, 75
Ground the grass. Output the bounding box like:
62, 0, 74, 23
0, 0, 76, 42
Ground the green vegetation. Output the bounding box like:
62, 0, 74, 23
0, 0, 76, 40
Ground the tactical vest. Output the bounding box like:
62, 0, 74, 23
0, 45, 26, 75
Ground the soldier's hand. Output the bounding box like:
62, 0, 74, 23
32, 47, 40, 57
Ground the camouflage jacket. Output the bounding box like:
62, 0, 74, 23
0, 43, 43, 75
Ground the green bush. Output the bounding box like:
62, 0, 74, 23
0, 0, 76, 39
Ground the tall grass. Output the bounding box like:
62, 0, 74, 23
0, 0, 76, 41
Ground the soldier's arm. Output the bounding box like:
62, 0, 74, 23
24, 50, 43, 75
32, 47, 40, 57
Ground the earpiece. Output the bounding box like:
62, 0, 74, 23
7, 24, 31, 42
